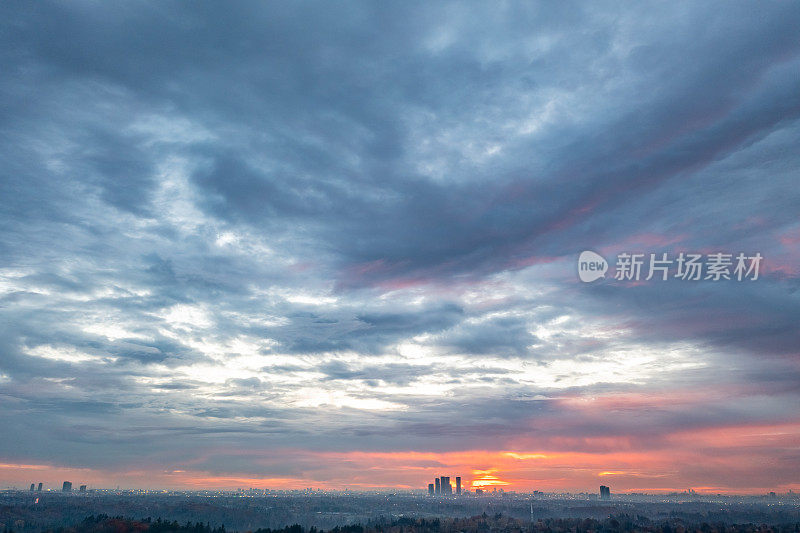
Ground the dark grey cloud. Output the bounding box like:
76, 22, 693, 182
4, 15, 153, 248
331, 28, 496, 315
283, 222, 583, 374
0, 0, 798, 487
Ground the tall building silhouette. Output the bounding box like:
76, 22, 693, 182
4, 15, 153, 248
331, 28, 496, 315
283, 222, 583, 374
37, 483, 43, 492
30, 483, 35, 491
600, 485, 611, 500
430, 475, 461, 495
62, 481, 72, 492
79, 485, 87, 492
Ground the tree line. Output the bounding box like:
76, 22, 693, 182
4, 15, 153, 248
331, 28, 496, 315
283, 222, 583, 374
4, 512, 799, 533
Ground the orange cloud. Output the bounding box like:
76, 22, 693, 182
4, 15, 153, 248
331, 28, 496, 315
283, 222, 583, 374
2, 420, 799, 494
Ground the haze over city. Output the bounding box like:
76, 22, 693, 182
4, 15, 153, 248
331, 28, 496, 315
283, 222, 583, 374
1, 0, 800, 500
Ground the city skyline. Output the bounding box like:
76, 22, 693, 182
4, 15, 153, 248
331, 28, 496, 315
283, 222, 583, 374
6, 480, 793, 498
1, 2, 799, 495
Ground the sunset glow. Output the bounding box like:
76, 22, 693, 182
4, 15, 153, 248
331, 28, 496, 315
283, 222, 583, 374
2, 0, 800, 499
4, 416, 799, 494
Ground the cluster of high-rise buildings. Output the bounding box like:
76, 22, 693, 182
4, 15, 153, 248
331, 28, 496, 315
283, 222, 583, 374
424, 479, 611, 499
26, 481, 87, 492
427, 476, 461, 495
61, 481, 87, 492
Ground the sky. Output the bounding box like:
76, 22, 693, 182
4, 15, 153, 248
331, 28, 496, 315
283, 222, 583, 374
1, 1, 799, 494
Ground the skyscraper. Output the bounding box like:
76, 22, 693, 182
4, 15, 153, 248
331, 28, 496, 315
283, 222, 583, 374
600, 485, 611, 500
432, 475, 462, 496
62, 481, 72, 492
30, 483, 35, 491
37, 483, 42, 492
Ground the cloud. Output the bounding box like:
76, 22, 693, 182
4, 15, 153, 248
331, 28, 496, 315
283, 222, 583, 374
0, 0, 798, 492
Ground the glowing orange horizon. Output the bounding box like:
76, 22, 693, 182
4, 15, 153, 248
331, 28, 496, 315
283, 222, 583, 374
1, 421, 797, 495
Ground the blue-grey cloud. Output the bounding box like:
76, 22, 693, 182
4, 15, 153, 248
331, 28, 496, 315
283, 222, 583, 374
0, 0, 798, 489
